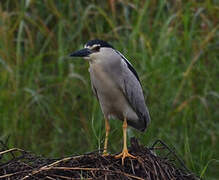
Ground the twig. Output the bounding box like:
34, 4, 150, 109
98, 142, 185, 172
21, 155, 87, 180
43, 167, 144, 180
151, 139, 189, 172
0, 148, 25, 156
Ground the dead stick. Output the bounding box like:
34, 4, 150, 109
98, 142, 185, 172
43, 167, 144, 180
0, 148, 24, 155
21, 155, 86, 180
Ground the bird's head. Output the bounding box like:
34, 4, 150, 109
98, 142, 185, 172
70, 39, 114, 62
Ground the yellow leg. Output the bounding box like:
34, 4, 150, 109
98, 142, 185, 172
115, 117, 136, 165
103, 117, 110, 156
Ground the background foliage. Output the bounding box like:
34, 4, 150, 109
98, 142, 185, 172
0, 0, 218, 179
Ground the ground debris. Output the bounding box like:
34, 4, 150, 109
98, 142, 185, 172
0, 138, 199, 180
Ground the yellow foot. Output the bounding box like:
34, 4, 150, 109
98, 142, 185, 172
115, 149, 136, 165
102, 151, 109, 156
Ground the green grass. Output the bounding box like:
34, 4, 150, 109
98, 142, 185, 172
0, 0, 218, 179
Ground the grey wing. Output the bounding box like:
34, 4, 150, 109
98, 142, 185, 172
89, 68, 99, 100
120, 59, 151, 132
91, 81, 98, 100
90, 79, 99, 102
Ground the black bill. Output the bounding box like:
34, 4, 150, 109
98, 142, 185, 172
70, 48, 91, 57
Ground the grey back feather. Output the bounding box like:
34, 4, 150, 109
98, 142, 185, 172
120, 57, 150, 131
89, 48, 150, 131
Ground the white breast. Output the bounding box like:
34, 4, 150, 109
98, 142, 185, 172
89, 63, 138, 121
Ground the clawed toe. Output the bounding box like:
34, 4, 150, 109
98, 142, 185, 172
115, 149, 136, 165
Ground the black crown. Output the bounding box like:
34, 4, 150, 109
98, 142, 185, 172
85, 39, 114, 49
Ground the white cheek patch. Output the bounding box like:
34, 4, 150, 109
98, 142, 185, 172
84, 44, 101, 50
84, 45, 90, 48
92, 44, 100, 48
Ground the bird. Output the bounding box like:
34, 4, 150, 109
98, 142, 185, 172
70, 39, 150, 165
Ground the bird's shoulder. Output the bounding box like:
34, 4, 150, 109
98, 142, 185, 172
115, 50, 141, 84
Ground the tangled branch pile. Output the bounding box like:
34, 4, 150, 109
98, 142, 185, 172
0, 138, 199, 179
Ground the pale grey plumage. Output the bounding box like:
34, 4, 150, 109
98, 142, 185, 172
70, 40, 150, 132
88, 46, 150, 132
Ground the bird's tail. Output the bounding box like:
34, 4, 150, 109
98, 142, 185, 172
127, 108, 150, 132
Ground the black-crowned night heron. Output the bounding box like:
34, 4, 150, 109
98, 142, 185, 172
70, 40, 150, 165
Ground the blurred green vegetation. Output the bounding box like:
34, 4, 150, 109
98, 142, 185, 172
0, 0, 218, 179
